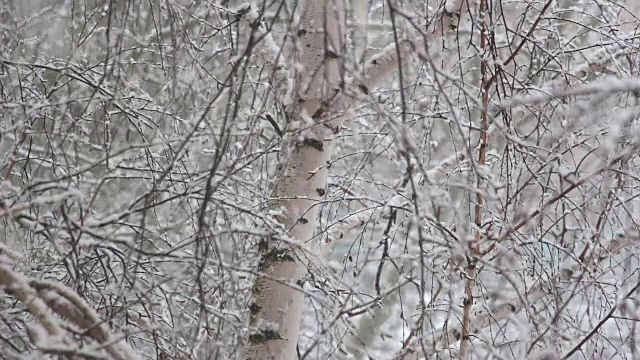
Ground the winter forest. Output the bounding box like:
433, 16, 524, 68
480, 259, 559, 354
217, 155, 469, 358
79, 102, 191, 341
2, 0, 640, 359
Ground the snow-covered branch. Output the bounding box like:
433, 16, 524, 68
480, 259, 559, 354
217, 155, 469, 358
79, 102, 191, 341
0, 257, 139, 360
396, 225, 636, 359
354, 0, 467, 96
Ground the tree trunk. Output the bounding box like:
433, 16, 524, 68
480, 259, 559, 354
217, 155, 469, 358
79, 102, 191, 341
244, 1, 345, 359
242, 0, 475, 358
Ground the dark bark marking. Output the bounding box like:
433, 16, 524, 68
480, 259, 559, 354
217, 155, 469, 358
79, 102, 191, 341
258, 247, 296, 271
316, 188, 326, 196
323, 123, 339, 134
249, 20, 262, 30
297, 29, 307, 37
257, 239, 268, 254
249, 329, 283, 343
312, 100, 329, 119
249, 303, 261, 319
311, 108, 324, 119
235, 4, 252, 18
302, 138, 324, 152
326, 50, 340, 59
298, 217, 308, 224
358, 84, 369, 95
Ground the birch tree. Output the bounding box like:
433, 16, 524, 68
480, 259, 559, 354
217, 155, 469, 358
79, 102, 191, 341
242, 0, 346, 358
242, 0, 468, 357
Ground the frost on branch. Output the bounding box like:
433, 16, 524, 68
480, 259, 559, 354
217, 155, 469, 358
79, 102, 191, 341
0, 257, 139, 360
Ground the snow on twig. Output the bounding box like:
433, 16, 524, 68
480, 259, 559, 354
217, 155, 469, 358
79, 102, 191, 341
0, 256, 140, 360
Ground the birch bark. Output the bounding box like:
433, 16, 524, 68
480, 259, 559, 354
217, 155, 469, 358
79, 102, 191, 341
244, 1, 345, 359
244, 0, 468, 358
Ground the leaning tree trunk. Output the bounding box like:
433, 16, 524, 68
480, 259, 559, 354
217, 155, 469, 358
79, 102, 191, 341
244, 1, 345, 359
